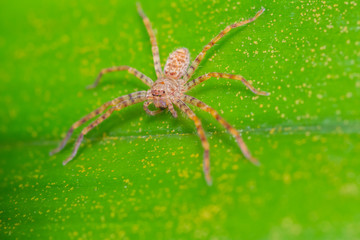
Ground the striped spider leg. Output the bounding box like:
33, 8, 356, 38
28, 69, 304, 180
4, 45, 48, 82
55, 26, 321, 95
183, 7, 266, 82
51, 3, 161, 165
51, 3, 269, 186
50, 91, 147, 165
174, 8, 268, 185
174, 100, 212, 184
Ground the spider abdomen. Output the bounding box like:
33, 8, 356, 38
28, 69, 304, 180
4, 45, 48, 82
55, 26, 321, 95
164, 48, 190, 80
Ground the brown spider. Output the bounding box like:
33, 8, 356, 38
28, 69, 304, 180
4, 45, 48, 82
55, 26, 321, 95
50, 3, 269, 185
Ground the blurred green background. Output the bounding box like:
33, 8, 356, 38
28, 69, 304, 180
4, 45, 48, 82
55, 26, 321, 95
0, 0, 359, 239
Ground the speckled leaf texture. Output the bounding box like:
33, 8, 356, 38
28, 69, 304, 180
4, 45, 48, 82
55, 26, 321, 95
0, 0, 359, 239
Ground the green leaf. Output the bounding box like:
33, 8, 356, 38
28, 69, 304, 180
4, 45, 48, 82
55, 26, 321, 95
1, 0, 359, 239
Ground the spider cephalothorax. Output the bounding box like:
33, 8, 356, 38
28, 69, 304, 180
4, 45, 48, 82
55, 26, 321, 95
51, 3, 269, 185
147, 47, 190, 112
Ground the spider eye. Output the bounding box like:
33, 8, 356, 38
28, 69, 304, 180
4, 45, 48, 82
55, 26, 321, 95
151, 89, 165, 96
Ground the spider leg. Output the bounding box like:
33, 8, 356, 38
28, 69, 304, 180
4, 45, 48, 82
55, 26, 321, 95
182, 95, 259, 166
183, 8, 265, 82
143, 101, 163, 115
87, 66, 153, 89
62, 93, 147, 165
50, 91, 147, 156
136, 3, 163, 78
166, 99, 178, 118
174, 99, 212, 186
184, 72, 269, 95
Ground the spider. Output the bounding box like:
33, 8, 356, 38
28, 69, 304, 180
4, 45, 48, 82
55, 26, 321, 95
50, 3, 269, 185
